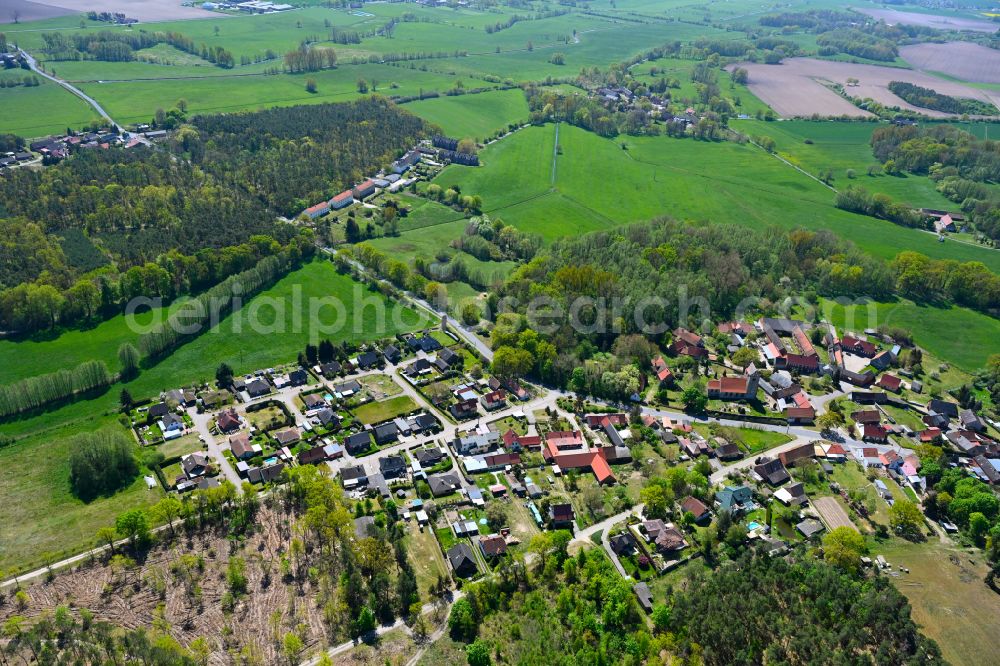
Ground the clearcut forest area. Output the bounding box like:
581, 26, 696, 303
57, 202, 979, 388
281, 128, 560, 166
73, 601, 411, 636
2, 0, 1000, 665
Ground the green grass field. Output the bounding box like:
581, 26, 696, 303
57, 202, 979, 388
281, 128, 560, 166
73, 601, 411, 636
819, 297, 1000, 372
403, 88, 529, 141
0, 70, 100, 137
353, 395, 418, 424
436, 123, 1000, 273
0, 414, 164, 574
733, 119, 980, 210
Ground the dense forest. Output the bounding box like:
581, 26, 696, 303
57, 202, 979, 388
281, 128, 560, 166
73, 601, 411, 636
888, 81, 998, 116
669, 553, 943, 665
870, 124, 1000, 241
179, 97, 433, 217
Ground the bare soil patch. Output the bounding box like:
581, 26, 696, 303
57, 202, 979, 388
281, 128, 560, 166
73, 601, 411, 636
813, 496, 854, 531
734, 58, 1000, 118
0, 507, 335, 665
3, 0, 221, 23
854, 7, 998, 33
901, 42, 1000, 84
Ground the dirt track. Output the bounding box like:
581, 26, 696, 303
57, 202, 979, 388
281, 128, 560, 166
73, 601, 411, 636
734, 58, 1000, 118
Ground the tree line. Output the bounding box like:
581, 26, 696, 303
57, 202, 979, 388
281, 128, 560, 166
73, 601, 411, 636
888, 81, 998, 116
0, 360, 113, 419
40, 29, 235, 67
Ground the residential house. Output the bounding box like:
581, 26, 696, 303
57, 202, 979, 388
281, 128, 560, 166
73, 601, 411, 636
851, 391, 888, 405
879, 449, 904, 472
715, 442, 742, 461
161, 413, 185, 438
651, 356, 674, 384
796, 518, 825, 539
681, 437, 711, 458
273, 428, 301, 446
863, 425, 889, 443
960, 409, 985, 432
785, 406, 816, 424
609, 533, 635, 555
447, 543, 478, 578
383, 344, 401, 363
549, 503, 575, 528
680, 496, 710, 523
870, 350, 895, 371
707, 375, 758, 401
436, 347, 462, 370
502, 429, 542, 451
373, 422, 399, 445
640, 519, 687, 552
480, 389, 507, 411
585, 413, 629, 429
345, 431, 373, 455
340, 465, 368, 489
229, 433, 255, 460
379, 454, 407, 479
450, 398, 479, 420
298, 445, 330, 466
246, 378, 271, 398
315, 408, 340, 429
166, 388, 196, 407
414, 447, 445, 467
546, 430, 584, 450
479, 534, 508, 558
455, 432, 499, 456
946, 430, 988, 456
859, 447, 884, 468
672, 328, 707, 358
333, 380, 362, 399
319, 361, 342, 378
302, 393, 328, 412
404, 358, 433, 377
356, 350, 382, 370
180, 452, 210, 479
927, 400, 960, 419
752, 458, 790, 486
876, 374, 902, 393
428, 472, 461, 497
147, 402, 169, 422
217, 410, 242, 435
774, 482, 807, 506
716, 485, 755, 514
918, 428, 942, 443
248, 461, 284, 485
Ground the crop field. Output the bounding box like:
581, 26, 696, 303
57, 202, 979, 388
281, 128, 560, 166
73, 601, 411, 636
853, 7, 998, 32
403, 88, 529, 140
735, 58, 1000, 119
438, 123, 1000, 273
900, 42, 1000, 85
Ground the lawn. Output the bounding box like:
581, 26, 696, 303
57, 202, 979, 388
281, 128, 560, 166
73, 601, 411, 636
402, 88, 530, 141
404, 524, 448, 601
352, 395, 418, 424
874, 538, 1000, 666
359, 373, 403, 399
156, 432, 203, 460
